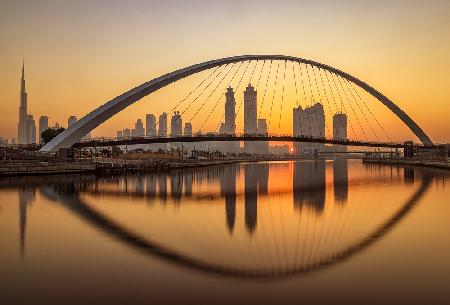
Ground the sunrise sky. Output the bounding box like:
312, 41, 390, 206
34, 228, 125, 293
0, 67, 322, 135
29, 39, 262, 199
1, 0, 449, 143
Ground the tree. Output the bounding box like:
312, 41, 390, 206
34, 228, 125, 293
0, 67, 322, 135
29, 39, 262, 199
112, 146, 123, 155
41, 127, 65, 144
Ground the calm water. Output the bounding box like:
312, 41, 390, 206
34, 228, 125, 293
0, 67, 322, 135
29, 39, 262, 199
1, 160, 450, 305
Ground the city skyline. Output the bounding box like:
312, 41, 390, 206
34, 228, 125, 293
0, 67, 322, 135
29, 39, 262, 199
1, 1, 449, 143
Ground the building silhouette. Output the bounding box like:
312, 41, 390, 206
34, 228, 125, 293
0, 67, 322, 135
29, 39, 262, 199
170, 112, 182, 137
146, 114, 157, 136
257, 118, 269, 154
18, 61, 36, 144
244, 163, 258, 233
293, 103, 325, 155
333, 113, 348, 152
123, 128, 131, 137
333, 158, 348, 204
116, 130, 123, 139
158, 112, 168, 136
244, 84, 258, 153
293, 160, 326, 212
68, 115, 77, 127
184, 122, 192, 136
68, 115, 91, 140
220, 165, 237, 233
218, 87, 239, 152
224, 86, 236, 134
38, 116, 48, 143
132, 119, 145, 137
18, 188, 35, 258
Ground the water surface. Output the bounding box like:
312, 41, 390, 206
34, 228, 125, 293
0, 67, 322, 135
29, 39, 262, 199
1, 160, 449, 304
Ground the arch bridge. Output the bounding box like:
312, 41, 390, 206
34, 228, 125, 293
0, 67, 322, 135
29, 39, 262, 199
40, 55, 434, 152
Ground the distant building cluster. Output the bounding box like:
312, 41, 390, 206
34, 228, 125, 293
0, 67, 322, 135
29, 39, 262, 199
113, 82, 348, 155
12, 61, 346, 154
17, 62, 36, 145
293, 103, 347, 155
15, 62, 91, 145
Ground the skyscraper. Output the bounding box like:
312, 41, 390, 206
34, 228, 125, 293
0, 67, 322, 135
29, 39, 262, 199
134, 119, 145, 137
158, 112, 168, 136
184, 122, 192, 136
170, 111, 182, 137
224, 86, 236, 134
123, 128, 131, 137
27, 115, 36, 144
333, 113, 347, 152
293, 103, 325, 155
38, 116, 49, 143
68, 116, 77, 127
18, 61, 35, 144
67, 115, 91, 141
244, 84, 257, 153
257, 118, 269, 153
146, 114, 157, 136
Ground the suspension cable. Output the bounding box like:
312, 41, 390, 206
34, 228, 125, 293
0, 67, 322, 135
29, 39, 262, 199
326, 71, 357, 140
345, 79, 392, 141
146, 65, 223, 136
267, 61, 281, 132
297, 63, 314, 139
341, 77, 379, 141
258, 60, 273, 119
311, 65, 332, 138
199, 61, 250, 131
190, 62, 241, 123
278, 60, 287, 132
335, 74, 368, 141
163, 63, 234, 135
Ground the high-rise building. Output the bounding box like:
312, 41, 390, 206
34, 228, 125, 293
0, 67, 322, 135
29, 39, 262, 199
224, 87, 236, 134
27, 115, 36, 144
38, 116, 49, 143
158, 112, 168, 136
333, 113, 347, 152
257, 118, 269, 153
68, 116, 77, 127
244, 84, 258, 153
134, 119, 145, 137
218, 87, 239, 153
146, 114, 157, 136
68, 115, 91, 141
117, 130, 123, 139
123, 128, 131, 137
184, 122, 192, 136
293, 103, 325, 155
18, 61, 35, 144
170, 111, 182, 137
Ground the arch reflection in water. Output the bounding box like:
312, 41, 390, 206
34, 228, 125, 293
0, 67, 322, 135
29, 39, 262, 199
5, 160, 447, 279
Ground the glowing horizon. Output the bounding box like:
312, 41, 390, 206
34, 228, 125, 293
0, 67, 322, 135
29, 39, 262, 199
1, 0, 449, 143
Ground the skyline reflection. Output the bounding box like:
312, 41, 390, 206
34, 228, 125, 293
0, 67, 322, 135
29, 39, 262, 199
6, 160, 449, 272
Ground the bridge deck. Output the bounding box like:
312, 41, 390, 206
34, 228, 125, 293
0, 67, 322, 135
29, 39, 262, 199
71, 134, 428, 149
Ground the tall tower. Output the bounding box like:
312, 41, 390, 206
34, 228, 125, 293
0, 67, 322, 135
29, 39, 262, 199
292, 103, 325, 155
18, 61, 28, 144
224, 87, 236, 134
146, 114, 157, 136
244, 84, 257, 153
68, 115, 78, 127
38, 116, 49, 144
333, 113, 347, 152
158, 112, 168, 136
170, 111, 182, 137
244, 84, 257, 134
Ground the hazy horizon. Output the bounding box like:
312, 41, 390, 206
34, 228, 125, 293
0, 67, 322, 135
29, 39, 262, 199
1, 0, 449, 143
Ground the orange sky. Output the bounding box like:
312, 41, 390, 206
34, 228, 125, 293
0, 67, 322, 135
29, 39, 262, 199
0, 0, 449, 143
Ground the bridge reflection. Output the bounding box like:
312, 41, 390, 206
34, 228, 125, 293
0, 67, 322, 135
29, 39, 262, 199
3, 161, 448, 279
